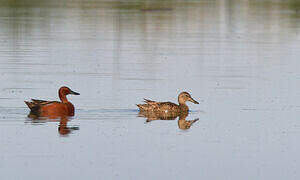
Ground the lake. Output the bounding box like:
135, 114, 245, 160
0, 0, 300, 179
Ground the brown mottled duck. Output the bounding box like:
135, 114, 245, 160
137, 92, 199, 113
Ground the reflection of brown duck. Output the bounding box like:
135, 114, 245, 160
137, 92, 199, 113
139, 110, 199, 130
177, 113, 199, 130
25, 86, 80, 117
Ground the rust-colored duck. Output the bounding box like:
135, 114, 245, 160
137, 92, 199, 113
25, 86, 80, 117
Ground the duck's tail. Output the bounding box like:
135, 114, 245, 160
25, 101, 41, 115
136, 104, 149, 111
24, 101, 35, 110
136, 104, 143, 110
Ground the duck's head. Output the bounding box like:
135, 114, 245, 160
59, 86, 80, 97
178, 92, 199, 105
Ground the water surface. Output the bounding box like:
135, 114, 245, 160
0, 0, 300, 179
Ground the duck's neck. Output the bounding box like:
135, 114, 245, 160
178, 102, 189, 112
179, 111, 189, 119
59, 93, 69, 103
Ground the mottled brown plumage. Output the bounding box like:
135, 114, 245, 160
137, 92, 199, 113
138, 110, 181, 122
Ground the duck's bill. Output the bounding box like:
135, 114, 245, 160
70, 90, 80, 95
189, 98, 199, 104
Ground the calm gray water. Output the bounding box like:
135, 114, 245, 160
0, 0, 300, 179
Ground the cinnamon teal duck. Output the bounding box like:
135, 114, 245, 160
25, 86, 80, 117
137, 92, 199, 113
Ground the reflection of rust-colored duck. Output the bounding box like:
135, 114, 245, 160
26, 115, 79, 136
25, 86, 80, 117
137, 92, 199, 113
58, 116, 79, 136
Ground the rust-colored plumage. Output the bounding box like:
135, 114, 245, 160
137, 92, 199, 113
25, 86, 80, 117
58, 116, 79, 136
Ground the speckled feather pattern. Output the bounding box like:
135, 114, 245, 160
136, 91, 199, 113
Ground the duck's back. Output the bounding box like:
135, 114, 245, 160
25, 99, 58, 113
137, 100, 179, 112
155, 102, 179, 112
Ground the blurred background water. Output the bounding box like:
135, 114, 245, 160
0, 0, 300, 179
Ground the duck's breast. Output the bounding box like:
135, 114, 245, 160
40, 102, 74, 116
66, 102, 75, 116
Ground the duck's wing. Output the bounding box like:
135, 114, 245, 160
143, 98, 158, 105
25, 99, 59, 111
31, 99, 51, 104
137, 103, 154, 111
31, 99, 60, 105
144, 99, 177, 106
31, 99, 47, 103
137, 98, 159, 111
156, 101, 179, 111
137, 99, 178, 112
